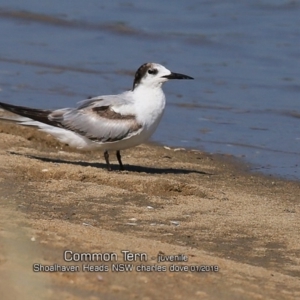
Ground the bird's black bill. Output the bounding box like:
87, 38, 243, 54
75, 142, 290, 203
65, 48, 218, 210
162, 72, 194, 80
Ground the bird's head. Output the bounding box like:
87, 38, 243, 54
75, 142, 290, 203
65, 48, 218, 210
132, 63, 193, 90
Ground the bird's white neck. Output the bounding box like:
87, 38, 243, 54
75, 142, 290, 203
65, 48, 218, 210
133, 85, 166, 127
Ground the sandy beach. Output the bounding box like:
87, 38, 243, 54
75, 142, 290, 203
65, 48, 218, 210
0, 120, 299, 300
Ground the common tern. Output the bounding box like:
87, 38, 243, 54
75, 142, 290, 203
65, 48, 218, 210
0, 63, 193, 170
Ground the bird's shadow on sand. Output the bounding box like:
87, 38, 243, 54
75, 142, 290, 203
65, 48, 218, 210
9, 151, 212, 175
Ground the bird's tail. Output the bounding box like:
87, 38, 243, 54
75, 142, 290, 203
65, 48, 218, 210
0, 101, 54, 126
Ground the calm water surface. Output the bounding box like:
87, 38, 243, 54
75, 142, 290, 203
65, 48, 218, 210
0, 0, 299, 179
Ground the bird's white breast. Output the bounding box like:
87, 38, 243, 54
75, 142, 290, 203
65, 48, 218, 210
133, 85, 166, 130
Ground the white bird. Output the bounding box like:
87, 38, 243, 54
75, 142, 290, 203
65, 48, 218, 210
0, 63, 193, 170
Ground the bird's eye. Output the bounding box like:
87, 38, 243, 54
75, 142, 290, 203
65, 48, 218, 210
148, 69, 158, 75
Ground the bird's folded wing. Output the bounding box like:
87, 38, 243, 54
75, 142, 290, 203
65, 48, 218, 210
0, 94, 142, 143
50, 103, 142, 143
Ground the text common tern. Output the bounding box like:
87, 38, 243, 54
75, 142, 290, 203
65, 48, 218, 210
0, 63, 193, 170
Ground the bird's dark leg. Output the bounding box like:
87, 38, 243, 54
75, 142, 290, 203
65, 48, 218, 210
104, 151, 111, 171
116, 150, 124, 171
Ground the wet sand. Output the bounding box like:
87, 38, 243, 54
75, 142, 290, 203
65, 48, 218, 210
0, 121, 299, 300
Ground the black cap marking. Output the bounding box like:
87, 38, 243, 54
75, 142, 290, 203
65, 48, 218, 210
132, 63, 152, 90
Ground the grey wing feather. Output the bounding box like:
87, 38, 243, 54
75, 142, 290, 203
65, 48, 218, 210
77, 92, 133, 109
49, 93, 142, 143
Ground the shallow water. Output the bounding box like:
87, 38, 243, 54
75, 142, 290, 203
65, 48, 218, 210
0, 0, 299, 179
